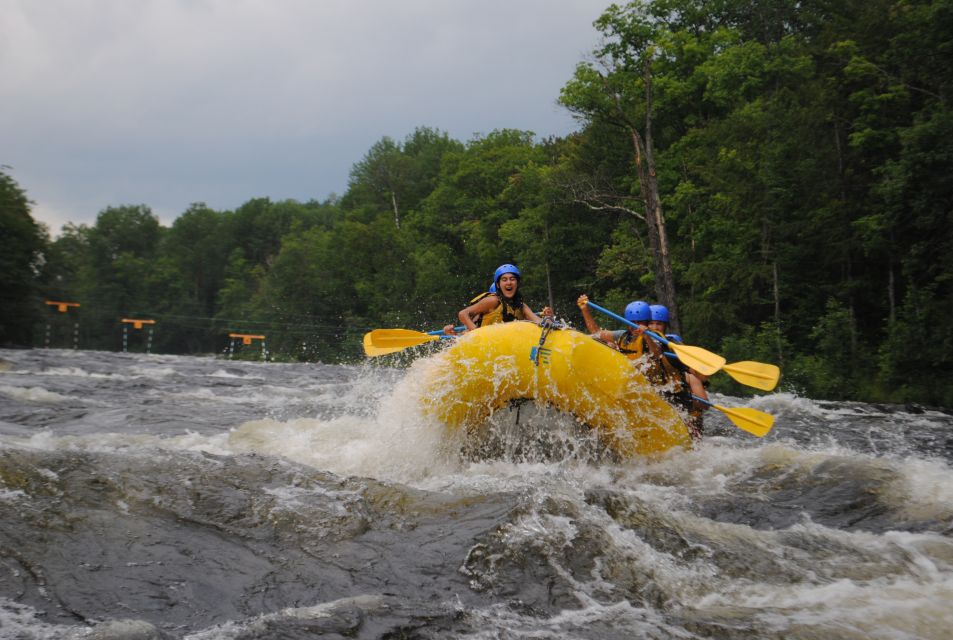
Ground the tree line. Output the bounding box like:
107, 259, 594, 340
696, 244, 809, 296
2, 0, 950, 406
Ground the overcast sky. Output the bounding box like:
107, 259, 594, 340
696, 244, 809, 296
1, 0, 607, 234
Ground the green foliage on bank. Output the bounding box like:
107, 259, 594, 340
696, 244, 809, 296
3, 0, 951, 407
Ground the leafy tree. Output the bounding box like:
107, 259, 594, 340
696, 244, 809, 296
343, 127, 463, 229
217, 248, 261, 322
0, 169, 46, 346
44, 223, 91, 300
409, 129, 544, 303
559, 2, 683, 329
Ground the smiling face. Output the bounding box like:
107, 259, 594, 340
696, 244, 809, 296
648, 320, 666, 334
497, 273, 519, 297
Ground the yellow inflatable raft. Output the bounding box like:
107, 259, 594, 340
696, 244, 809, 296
419, 321, 692, 457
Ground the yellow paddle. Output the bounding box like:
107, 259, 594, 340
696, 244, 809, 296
692, 395, 775, 437
363, 327, 462, 357
662, 352, 780, 391
585, 301, 726, 376
721, 361, 780, 391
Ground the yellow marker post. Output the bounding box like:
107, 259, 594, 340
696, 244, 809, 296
122, 318, 156, 330
228, 333, 268, 360
45, 301, 81, 313
44, 301, 81, 349
121, 319, 157, 353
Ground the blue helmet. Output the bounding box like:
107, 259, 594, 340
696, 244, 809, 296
650, 304, 669, 323
488, 282, 497, 294
494, 263, 521, 282
624, 300, 651, 323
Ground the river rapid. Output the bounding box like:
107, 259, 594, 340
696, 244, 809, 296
1, 347, 952, 640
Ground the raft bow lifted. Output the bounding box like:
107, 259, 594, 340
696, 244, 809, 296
419, 322, 692, 457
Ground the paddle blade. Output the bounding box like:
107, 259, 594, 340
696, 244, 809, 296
669, 342, 726, 376
363, 329, 440, 357
723, 361, 781, 391
716, 404, 775, 437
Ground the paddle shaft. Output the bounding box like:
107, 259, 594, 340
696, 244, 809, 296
428, 327, 465, 336
584, 301, 670, 346
691, 394, 719, 409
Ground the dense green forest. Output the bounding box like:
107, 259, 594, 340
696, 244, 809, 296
2, 0, 951, 406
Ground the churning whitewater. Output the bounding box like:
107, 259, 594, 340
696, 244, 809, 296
1, 347, 952, 639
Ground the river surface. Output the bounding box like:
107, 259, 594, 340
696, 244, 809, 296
1, 347, 952, 639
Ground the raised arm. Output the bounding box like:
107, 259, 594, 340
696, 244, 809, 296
576, 294, 620, 344
443, 295, 499, 333
576, 295, 602, 334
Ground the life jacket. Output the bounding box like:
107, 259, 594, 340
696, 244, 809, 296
467, 291, 495, 327
611, 329, 645, 360
479, 295, 526, 326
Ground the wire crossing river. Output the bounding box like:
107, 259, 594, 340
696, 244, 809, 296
1, 348, 952, 639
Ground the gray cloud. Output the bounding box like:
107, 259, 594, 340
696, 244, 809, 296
0, 0, 605, 233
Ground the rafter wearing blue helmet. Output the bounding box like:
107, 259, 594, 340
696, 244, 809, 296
649, 304, 669, 327
577, 294, 653, 359
444, 263, 552, 334
625, 301, 651, 324
460, 282, 500, 328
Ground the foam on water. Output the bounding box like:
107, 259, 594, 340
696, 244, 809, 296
208, 368, 265, 380
882, 456, 953, 522
21, 366, 120, 379
4, 348, 953, 638
418, 427, 953, 635
460, 598, 692, 639
693, 524, 953, 638
128, 365, 179, 379
225, 359, 467, 483
746, 391, 830, 418
0, 356, 463, 486
0, 598, 86, 640
0, 384, 70, 403
0, 488, 28, 501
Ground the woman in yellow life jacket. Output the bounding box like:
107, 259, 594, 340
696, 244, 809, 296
577, 295, 651, 358
444, 264, 552, 334
461, 282, 497, 327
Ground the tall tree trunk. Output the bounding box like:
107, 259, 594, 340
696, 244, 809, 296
887, 229, 897, 324
837, 120, 858, 362
391, 191, 400, 229
545, 261, 554, 310
762, 218, 783, 366
888, 257, 896, 325
642, 156, 679, 332
773, 260, 784, 366
544, 220, 554, 310
847, 252, 858, 361
609, 63, 680, 333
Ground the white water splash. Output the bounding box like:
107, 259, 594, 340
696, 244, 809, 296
0, 385, 70, 403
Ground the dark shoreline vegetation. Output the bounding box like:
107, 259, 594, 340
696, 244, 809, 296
2, 0, 951, 407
